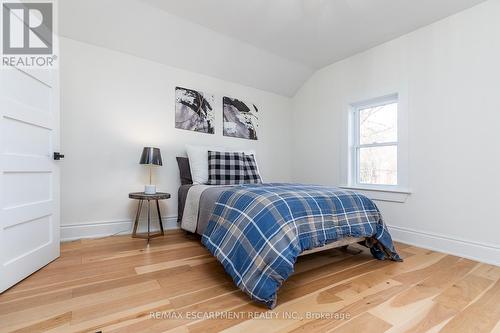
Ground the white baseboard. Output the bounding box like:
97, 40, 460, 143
60, 216, 180, 242
61, 218, 499, 266
388, 225, 500, 267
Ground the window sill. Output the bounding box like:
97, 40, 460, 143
339, 185, 411, 203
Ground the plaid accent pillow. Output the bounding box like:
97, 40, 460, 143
208, 151, 247, 185
244, 154, 262, 184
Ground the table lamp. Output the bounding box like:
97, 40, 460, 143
139, 147, 162, 194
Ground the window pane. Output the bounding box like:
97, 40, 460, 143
359, 146, 397, 185
359, 102, 397, 145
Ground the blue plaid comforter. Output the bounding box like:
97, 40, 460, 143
201, 183, 401, 308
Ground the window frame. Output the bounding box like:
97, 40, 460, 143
350, 94, 399, 190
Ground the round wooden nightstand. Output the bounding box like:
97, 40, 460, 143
128, 192, 171, 242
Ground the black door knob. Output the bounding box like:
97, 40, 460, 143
53, 152, 65, 160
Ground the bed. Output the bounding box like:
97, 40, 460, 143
178, 182, 401, 308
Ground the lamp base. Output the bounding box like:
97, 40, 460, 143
144, 185, 156, 194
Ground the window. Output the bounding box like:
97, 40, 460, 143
351, 95, 398, 187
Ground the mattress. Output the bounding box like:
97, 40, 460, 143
178, 184, 229, 234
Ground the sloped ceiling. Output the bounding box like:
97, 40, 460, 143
59, 0, 487, 97
58, 0, 313, 97
142, 0, 487, 69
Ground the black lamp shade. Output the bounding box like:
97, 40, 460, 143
139, 147, 162, 166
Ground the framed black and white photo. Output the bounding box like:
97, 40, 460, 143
175, 86, 215, 134
223, 97, 259, 140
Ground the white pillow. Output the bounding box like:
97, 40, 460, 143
186, 144, 260, 184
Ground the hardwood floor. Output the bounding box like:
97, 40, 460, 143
0, 230, 498, 333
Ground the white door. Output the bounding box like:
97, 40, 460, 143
0, 67, 60, 293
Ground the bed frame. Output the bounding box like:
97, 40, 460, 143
299, 237, 366, 256
187, 231, 366, 256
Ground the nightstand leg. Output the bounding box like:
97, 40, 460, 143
132, 200, 143, 238
147, 200, 151, 244
156, 199, 164, 235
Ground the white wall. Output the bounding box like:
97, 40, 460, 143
292, 0, 500, 265
60, 38, 293, 240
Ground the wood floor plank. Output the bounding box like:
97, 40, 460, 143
284, 255, 474, 333
0, 289, 72, 315
389, 272, 494, 332
471, 263, 500, 281
71, 287, 173, 324
135, 254, 215, 274
47, 297, 174, 333
0, 232, 496, 333
81, 240, 200, 264
0, 280, 161, 331
366, 258, 479, 328
9, 312, 72, 333
330, 312, 392, 333
21, 245, 210, 286
0, 269, 137, 301
439, 279, 500, 333
195, 248, 440, 333
390, 258, 478, 307
491, 320, 500, 333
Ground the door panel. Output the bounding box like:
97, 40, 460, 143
1, 98, 52, 129
4, 216, 52, 263
3, 172, 52, 208
1, 69, 52, 112
0, 67, 60, 293
4, 118, 52, 156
